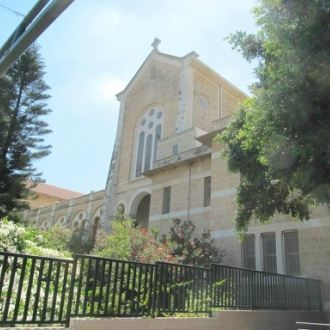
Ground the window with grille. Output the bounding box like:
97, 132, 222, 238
162, 186, 171, 214
262, 232, 277, 273
241, 235, 256, 269
203, 176, 211, 207
283, 231, 301, 276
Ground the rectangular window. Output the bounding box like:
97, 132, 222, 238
241, 235, 256, 269
262, 232, 277, 273
204, 176, 211, 207
172, 144, 179, 155
162, 186, 171, 214
283, 231, 301, 276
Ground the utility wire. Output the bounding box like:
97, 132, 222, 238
0, 3, 25, 17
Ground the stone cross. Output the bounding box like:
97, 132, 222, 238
151, 38, 161, 51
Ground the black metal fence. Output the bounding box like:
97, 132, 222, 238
0, 251, 73, 327
211, 264, 322, 311
71, 255, 156, 317
0, 251, 323, 327
156, 262, 211, 315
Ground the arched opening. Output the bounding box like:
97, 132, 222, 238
132, 107, 163, 178
129, 190, 151, 228
135, 194, 151, 228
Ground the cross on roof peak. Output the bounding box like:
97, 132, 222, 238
151, 38, 161, 51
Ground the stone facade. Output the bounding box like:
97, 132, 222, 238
23, 190, 104, 230
25, 41, 330, 311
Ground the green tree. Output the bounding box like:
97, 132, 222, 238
0, 45, 51, 218
67, 223, 96, 254
217, 0, 330, 233
163, 219, 223, 267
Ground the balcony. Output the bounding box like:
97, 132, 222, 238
143, 144, 211, 175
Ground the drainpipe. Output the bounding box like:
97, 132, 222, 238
187, 162, 193, 221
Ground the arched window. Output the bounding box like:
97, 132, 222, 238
133, 107, 163, 178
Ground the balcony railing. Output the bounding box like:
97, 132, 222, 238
145, 145, 211, 175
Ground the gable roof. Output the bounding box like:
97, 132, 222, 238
116, 40, 247, 101
116, 48, 198, 100
30, 183, 83, 200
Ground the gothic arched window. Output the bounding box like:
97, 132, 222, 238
134, 107, 163, 177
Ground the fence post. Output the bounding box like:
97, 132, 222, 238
306, 279, 311, 310
152, 262, 161, 317
282, 276, 288, 310
208, 267, 213, 317
251, 271, 256, 310
66, 255, 78, 328
318, 281, 323, 311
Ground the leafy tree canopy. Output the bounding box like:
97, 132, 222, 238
217, 0, 330, 233
0, 45, 51, 218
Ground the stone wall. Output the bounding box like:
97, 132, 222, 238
3, 311, 327, 330
117, 56, 181, 187
70, 311, 326, 330
103, 48, 246, 222
149, 156, 212, 236
23, 190, 105, 230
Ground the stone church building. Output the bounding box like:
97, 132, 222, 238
24, 40, 330, 310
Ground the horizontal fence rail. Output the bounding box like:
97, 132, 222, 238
296, 321, 330, 328
0, 251, 323, 327
0, 251, 73, 327
211, 264, 322, 311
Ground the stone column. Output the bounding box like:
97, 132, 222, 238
87, 192, 94, 223
175, 53, 198, 133
67, 200, 73, 227
102, 98, 126, 232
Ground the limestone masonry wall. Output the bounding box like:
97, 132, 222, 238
23, 190, 105, 230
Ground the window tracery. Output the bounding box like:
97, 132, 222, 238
133, 107, 163, 177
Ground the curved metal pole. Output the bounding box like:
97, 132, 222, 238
0, 0, 74, 77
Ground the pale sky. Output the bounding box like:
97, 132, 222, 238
0, 0, 258, 193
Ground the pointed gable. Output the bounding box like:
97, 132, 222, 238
116, 49, 182, 101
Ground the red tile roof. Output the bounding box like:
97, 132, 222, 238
30, 183, 84, 200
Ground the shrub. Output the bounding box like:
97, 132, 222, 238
67, 224, 95, 254
163, 218, 224, 267
94, 218, 176, 263
0, 217, 70, 257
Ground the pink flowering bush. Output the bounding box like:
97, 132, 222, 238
93, 218, 177, 263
